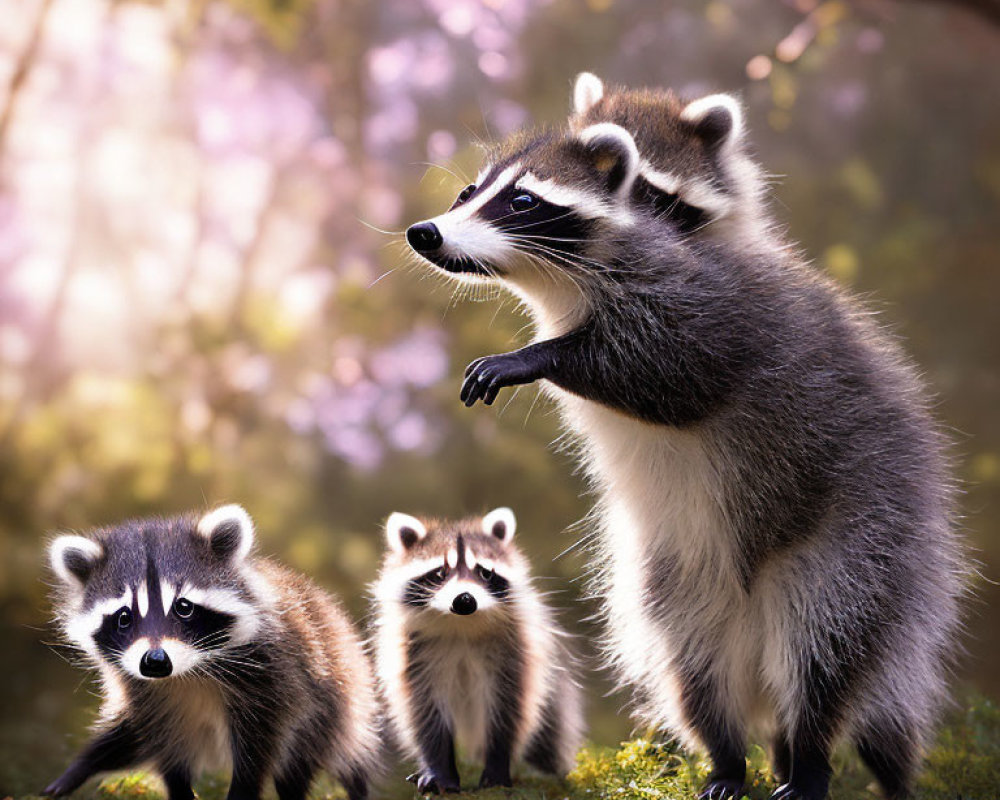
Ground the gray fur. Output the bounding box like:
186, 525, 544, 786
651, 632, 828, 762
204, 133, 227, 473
404, 76, 967, 800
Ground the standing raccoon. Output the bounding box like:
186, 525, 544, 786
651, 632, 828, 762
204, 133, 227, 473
371, 507, 583, 793
403, 74, 965, 800
44, 505, 380, 800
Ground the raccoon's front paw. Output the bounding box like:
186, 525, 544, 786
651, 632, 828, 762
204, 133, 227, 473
697, 778, 745, 800
478, 767, 513, 789
461, 353, 541, 407
406, 770, 460, 794
42, 772, 79, 797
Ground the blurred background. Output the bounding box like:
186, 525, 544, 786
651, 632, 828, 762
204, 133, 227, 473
0, 0, 998, 793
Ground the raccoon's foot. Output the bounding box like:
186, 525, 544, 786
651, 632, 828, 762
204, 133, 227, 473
406, 769, 461, 794
697, 778, 746, 800
769, 783, 829, 800
478, 766, 513, 789
462, 351, 545, 406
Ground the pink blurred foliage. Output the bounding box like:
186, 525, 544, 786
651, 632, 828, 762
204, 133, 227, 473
0, 0, 547, 471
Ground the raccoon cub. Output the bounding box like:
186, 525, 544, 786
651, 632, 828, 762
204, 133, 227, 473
44, 505, 380, 800
403, 74, 965, 800
372, 507, 583, 793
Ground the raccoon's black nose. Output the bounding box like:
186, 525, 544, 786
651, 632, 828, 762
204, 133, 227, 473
140, 648, 173, 678
406, 222, 443, 253
451, 592, 477, 615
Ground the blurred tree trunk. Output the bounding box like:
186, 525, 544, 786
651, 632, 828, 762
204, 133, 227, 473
0, 0, 54, 180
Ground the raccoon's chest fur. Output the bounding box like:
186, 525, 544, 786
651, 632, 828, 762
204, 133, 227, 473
422, 636, 502, 760
551, 390, 770, 730
145, 680, 231, 771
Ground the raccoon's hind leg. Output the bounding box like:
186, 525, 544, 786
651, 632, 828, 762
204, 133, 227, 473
855, 717, 917, 800
272, 758, 315, 800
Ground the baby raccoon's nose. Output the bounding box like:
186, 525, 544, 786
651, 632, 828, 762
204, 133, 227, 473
406, 221, 443, 253
451, 592, 477, 616
140, 647, 173, 678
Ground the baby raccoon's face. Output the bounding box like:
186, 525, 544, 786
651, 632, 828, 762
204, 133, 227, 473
49, 505, 261, 681
376, 508, 525, 628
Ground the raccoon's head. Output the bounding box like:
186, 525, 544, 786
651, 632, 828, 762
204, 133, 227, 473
376, 507, 526, 630
49, 505, 263, 681
404, 109, 644, 321
569, 72, 765, 238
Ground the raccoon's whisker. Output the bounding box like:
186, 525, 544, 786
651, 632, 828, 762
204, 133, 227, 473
356, 217, 404, 236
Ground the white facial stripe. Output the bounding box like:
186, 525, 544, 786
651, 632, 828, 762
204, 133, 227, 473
136, 582, 149, 618
182, 586, 254, 618
446, 549, 458, 569
464, 546, 476, 570
160, 580, 177, 611
120, 637, 151, 679
639, 162, 681, 196
433, 214, 513, 269
65, 589, 133, 654
475, 164, 493, 185
639, 162, 732, 218
393, 557, 448, 583
516, 172, 635, 228
447, 164, 521, 223
429, 578, 496, 613
160, 637, 203, 676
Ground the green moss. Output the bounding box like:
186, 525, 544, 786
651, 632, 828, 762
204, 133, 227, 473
18, 696, 1000, 800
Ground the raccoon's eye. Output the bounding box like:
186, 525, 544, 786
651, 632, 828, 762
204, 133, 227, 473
455, 184, 477, 205
477, 565, 494, 581
116, 608, 132, 630
172, 598, 194, 619
510, 192, 538, 213
433, 566, 448, 582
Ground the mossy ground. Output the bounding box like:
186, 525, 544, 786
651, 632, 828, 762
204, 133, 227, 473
10, 697, 1000, 800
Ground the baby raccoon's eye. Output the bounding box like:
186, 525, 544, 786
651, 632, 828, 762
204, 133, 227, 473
433, 566, 448, 582
510, 192, 538, 212
454, 184, 477, 206
172, 598, 194, 619
477, 564, 494, 581
116, 608, 132, 630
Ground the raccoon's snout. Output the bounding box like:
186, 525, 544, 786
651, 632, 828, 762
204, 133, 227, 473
451, 592, 477, 616
139, 648, 173, 678
406, 222, 443, 254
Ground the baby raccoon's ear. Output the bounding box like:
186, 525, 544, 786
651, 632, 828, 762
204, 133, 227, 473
482, 507, 516, 547
386, 512, 427, 553
197, 504, 255, 562
577, 122, 639, 200
681, 93, 744, 152
573, 71, 604, 115
50, 535, 104, 588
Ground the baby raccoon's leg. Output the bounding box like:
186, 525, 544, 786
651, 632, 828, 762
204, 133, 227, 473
675, 663, 748, 800
160, 764, 195, 800
407, 704, 460, 793
43, 720, 140, 797
335, 767, 369, 800
226, 703, 282, 800
272, 757, 315, 800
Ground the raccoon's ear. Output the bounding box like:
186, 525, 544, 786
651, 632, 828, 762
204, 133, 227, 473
578, 122, 639, 200
386, 512, 427, 553
681, 93, 744, 151
197, 504, 255, 562
50, 535, 104, 587
482, 507, 516, 546
573, 72, 604, 115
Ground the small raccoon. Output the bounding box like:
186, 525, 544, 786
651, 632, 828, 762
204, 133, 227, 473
403, 75, 965, 800
371, 507, 583, 793
44, 505, 380, 800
